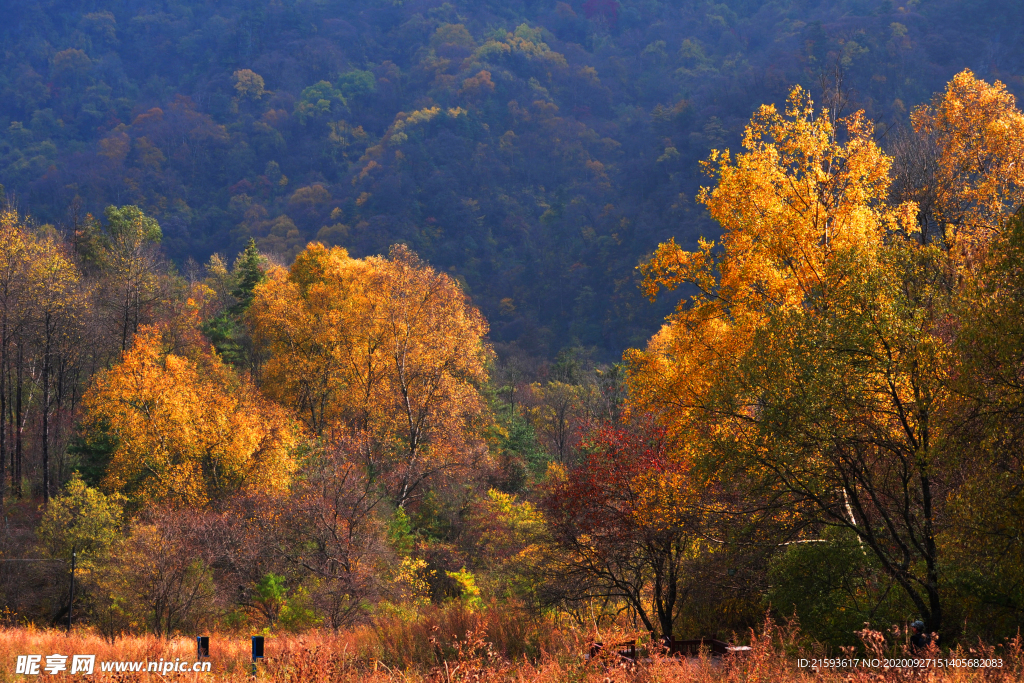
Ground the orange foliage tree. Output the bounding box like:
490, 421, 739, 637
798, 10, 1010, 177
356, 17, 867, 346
625, 81, 982, 634
629, 84, 914, 446
911, 70, 1024, 250
248, 242, 491, 508
82, 299, 300, 509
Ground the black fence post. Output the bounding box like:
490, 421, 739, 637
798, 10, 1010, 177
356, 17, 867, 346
251, 635, 265, 676
252, 635, 265, 661
67, 552, 76, 633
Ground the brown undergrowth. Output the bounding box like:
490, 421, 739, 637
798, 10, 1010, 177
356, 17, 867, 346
2, 609, 1022, 682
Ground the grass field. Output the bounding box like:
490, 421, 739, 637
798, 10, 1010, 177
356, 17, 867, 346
2, 609, 1022, 682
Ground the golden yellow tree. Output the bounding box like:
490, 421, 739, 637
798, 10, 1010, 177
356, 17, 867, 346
0, 211, 90, 507
248, 243, 371, 434
0, 210, 35, 507
83, 298, 299, 508
249, 243, 491, 507
630, 85, 913, 442
626, 84, 967, 633
526, 380, 589, 463
911, 70, 1024, 250
31, 231, 86, 504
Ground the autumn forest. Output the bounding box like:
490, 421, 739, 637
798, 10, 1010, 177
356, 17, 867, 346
3, 0, 1024, 679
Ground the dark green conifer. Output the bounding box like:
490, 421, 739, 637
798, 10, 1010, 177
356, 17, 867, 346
230, 238, 266, 315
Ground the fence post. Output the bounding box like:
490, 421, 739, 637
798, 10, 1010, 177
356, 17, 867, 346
67, 552, 76, 633
251, 636, 265, 677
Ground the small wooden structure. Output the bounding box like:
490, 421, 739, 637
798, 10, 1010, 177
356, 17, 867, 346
585, 635, 751, 665
586, 639, 638, 662
663, 636, 750, 657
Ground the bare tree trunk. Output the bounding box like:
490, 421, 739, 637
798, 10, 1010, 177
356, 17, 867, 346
42, 313, 51, 505
14, 341, 22, 499
5, 356, 10, 498
121, 286, 131, 352
0, 320, 5, 514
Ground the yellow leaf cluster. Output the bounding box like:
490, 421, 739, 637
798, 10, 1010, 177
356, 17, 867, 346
84, 325, 299, 508
912, 70, 1024, 249
626, 75, 1024, 629
696, 86, 906, 315
0, 208, 84, 326
248, 242, 492, 506
630, 85, 914, 442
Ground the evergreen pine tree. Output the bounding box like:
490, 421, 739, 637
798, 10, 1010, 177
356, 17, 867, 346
230, 238, 266, 315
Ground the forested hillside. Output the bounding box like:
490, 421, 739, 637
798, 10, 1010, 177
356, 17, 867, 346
3, 0, 1021, 357
4, 1, 1024, 670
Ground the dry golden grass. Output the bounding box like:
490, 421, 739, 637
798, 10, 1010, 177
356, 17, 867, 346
2, 610, 1022, 682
